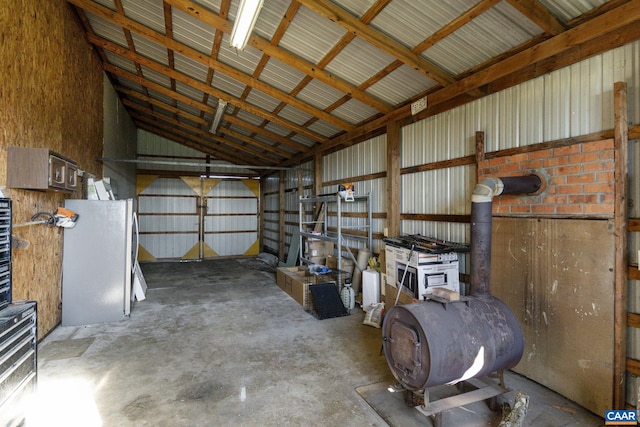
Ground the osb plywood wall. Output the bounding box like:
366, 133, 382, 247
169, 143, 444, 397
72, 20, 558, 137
1, 0, 104, 338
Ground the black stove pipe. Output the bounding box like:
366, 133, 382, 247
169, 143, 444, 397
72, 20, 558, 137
470, 175, 542, 297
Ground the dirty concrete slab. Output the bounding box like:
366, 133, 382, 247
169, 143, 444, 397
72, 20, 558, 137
33, 258, 605, 426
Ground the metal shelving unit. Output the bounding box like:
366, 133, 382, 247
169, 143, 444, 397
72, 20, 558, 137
299, 193, 372, 273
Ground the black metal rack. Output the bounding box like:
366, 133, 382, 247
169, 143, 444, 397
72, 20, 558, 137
0, 199, 12, 311
383, 234, 470, 254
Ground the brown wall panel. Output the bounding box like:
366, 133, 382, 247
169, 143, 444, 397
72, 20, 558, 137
491, 217, 614, 415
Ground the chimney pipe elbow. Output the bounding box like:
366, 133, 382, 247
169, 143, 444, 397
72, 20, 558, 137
471, 178, 504, 203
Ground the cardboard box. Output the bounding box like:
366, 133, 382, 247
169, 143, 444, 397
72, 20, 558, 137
326, 255, 354, 273
276, 266, 314, 310
385, 283, 417, 308
306, 241, 334, 258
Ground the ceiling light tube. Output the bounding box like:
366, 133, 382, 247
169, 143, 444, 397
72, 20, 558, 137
229, 0, 264, 50
209, 99, 228, 134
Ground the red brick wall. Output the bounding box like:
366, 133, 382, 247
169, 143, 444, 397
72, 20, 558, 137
478, 139, 615, 217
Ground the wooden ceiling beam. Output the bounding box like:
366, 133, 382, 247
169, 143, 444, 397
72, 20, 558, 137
101, 60, 326, 143
123, 96, 294, 159
218, 127, 295, 159
133, 113, 277, 165
414, 0, 502, 53
115, 81, 309, 154
506, 0, 566, 35
296, 0, 455, 86
135, 121, 263, 166
127, 104, 284, 163
165, 0, 393, 114
116, 85, 209, 125
223, 115, 310, 152
83, 32, 350, 136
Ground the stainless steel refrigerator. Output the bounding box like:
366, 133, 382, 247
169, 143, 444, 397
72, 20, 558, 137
62, 199, 137, 326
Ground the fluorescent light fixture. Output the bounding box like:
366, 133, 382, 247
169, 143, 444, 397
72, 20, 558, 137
229, 0, 264, 50
209, 99, 228, 134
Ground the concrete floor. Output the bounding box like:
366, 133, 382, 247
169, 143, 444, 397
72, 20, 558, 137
31, 258, 604, 426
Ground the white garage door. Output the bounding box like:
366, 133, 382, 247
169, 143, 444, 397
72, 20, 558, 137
137, 175, 259, 261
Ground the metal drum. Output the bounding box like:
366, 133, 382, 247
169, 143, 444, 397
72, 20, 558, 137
382, 295, 524, 391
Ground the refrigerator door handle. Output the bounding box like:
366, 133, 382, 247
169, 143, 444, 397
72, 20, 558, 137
133, 211, 139, 269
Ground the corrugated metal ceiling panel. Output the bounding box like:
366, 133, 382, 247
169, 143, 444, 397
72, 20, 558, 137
104, 51, 137, 74
332, 0, 377, 18
147, 89, 177, 106
190, 0, 221, 14
210, 72, 247, 99
246, 0, 290, 41
176, 101, 202, 117
290, 134, 316, 147
325, 37, 395, 87
425, 3, 544, 75
278, 104, 313, 126
368, 64, 437, 106
278, 5, 347, 64
140, 65, 172, 88
307, 120, 341, 138
121, 0, 165, 34
236, 109, 266, 127
370, 0, 478, 49
175, 81, 204, 103
131, 33, 168, 66
332, 98, 380, 125
174, 53, 209, 83
245, 89, 281, 112
172, 7, 215, 54
538, 0, 610, 21
94, 0, 115, 10
264, 122, 291, 137
259, 57, 306, 94
86, 12, 128, 47
217, 33, 263, 75
295, 79, 346, 111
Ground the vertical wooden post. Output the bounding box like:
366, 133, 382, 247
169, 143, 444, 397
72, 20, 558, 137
314, 153, 323, 196
387, 120, 401, 237
279, 170, 286, 261
259, 177, 265, 254
613, 81, 629, 409
475, 131, 485, 182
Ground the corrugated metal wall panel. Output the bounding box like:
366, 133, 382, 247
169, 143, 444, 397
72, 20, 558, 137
323, 135, 386, 181
401, 165, 474, 215
400, 42, 640, 157
321, 135, 387, 253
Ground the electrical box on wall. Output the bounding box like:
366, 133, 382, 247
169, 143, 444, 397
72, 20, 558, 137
6, 147, 78, 192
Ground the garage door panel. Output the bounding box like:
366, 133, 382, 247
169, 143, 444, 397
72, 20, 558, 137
205, 232, 258, 256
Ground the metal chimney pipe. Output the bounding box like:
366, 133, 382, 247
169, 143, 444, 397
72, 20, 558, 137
470, 174, 542, 297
